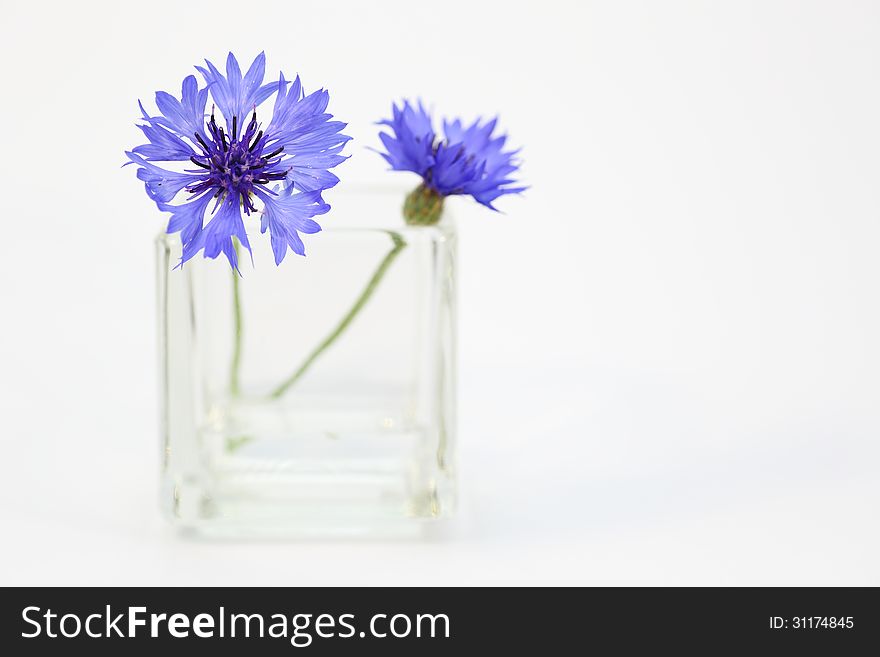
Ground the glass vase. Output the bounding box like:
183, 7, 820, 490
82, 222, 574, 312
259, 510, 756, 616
156, 196, 456, 537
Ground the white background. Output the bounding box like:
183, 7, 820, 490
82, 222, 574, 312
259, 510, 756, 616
1, 0, 878, 585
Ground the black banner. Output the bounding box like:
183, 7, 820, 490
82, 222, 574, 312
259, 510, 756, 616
1, 587, 877, 653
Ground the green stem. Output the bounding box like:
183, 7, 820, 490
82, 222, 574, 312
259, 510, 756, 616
269, 231, 407, 399
230, 242, 243, 396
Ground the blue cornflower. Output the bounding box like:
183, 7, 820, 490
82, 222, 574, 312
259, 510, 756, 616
126, 52, 350, 268
376, 100, 525, 224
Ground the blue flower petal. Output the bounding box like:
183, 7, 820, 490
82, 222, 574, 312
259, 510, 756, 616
254, 188, 329, 264
190, 195, 252, 271
124, 151, 202, 204
198, 52, 276, 127
132, 122, 194, 161
158, 192, 213, 258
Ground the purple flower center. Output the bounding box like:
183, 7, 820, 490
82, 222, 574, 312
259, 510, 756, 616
186, 109, 287, 215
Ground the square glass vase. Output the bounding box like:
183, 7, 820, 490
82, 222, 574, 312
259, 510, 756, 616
156, 209, 456, 538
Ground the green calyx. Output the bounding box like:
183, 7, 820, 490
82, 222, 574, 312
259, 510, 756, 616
403, 184, 445, 226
